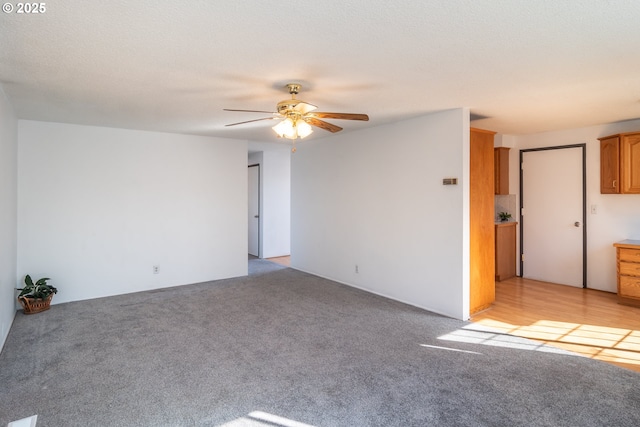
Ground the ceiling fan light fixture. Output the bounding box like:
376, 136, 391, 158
272, 118, 295, 138
271, 117, 313, 140
296, 120, 313, 138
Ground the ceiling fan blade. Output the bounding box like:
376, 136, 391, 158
305, 117, 343, 133
308, 112, 369, 121
293, 102, 318, 114
223, 108, 277, 114
225, 117, 278, 127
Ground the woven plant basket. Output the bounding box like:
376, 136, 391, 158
18, 294, 53, 314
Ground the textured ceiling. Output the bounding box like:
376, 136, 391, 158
1, 0, 640, 141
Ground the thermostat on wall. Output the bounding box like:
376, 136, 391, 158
442, 178, 458, 185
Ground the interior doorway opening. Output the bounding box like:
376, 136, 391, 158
247, 146, 292, 261
248, 164, 260, 257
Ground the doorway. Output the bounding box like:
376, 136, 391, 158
248, 164, 260, 257
519, 144, 586, 288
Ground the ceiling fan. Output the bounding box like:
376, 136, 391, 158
224, 83, 369, 151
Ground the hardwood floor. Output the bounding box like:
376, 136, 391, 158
266, 256, 290, 267
472, 277, 640, 372
260, 257, 639, 371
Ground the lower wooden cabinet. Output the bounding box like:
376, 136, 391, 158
495, 222, 517, 281
613, 240, 640, 307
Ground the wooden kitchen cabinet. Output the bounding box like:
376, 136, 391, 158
599, 132, 640, 194
600, 135, 619, 193
470, 128, 496, 314
494, 147, 510, 195
613, 240, 640, 307
495, 222, 517, 281
622, 133, 640, 193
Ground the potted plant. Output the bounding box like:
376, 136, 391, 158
498, 211, 512, 222
16, 275, 57, 314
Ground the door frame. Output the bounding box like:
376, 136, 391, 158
248, 164, 260, 257
519, 144, 587, 288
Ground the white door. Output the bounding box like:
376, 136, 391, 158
248, 165, 259, 257
521, 146, 584, 287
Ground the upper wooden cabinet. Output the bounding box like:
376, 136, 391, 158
494, 147, 510, 195
599, 132, 640, 194
600, 135, 620, 193
622, 133, 640, 193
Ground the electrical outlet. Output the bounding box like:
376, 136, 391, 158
355, 265, 359, 274
591, 204, 597, 214
153, 265, 159, 274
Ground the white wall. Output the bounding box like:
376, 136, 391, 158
291, 109, 470, 319
511, 120, 640, 292
0, 85, 18, 351
262, 149, 291, 258
248, 143, 291, 258
18, 121, 247, 304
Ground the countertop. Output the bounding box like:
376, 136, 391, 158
613, 240, 640, 249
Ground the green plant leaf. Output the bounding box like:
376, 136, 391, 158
35, 278, 50, 286
25, 275, 34, 287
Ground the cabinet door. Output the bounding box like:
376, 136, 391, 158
495, 223, 516, 281
600, 136, 619, 194
621, 133, 640, 194
494, 147, 510, 195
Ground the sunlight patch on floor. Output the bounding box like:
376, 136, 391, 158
473, 318, 640, 367
437, 324, 573, 355
419, 344, 483, 355
7, 415, 37, 427
217, 411, 316, 427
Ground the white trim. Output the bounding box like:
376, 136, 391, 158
290, 266, 466, 320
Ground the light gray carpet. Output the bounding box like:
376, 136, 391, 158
1, 259, 639, 426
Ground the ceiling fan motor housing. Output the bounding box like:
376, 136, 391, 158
277, 83, 304, 115
277, 100, 303, 115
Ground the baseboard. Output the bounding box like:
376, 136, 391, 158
0, 309, 17, 355
289, 266, 463, 321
